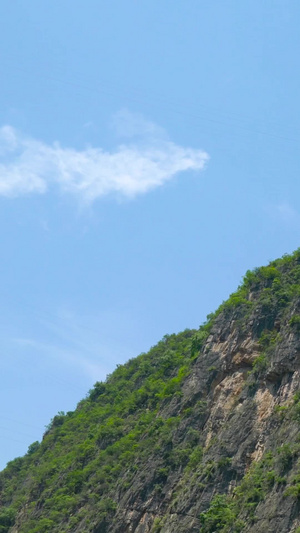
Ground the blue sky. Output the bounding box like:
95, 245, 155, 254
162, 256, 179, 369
0, 0, 300, 468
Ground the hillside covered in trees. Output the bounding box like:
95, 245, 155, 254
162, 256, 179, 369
2, 251, 300, 531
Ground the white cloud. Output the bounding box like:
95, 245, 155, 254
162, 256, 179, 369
0, 111, 209, 203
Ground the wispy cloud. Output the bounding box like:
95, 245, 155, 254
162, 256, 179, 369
111, 108, 167, 140
265, 201, 300, 227
13, 337, 106, 382
275, 202, 299, 224
10, 305, 140, 383
0, 111, 209, 203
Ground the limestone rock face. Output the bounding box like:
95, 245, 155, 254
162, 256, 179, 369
3, 251, 300, 532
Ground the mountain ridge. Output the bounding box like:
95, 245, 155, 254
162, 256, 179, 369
2, 250, 300, 531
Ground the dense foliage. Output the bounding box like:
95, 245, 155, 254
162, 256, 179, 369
0, 330, 198, 532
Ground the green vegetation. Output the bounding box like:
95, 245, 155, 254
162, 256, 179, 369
289, 314, 300, 331
251, 353, 268, 374
200, 493, 246, 533
200, 449, 291, 532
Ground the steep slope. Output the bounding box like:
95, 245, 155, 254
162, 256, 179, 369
2, 251, 300, 532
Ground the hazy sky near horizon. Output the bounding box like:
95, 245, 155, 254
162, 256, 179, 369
1, 0, 300, 468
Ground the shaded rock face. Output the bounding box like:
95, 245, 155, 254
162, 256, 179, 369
3, 252, 300, 532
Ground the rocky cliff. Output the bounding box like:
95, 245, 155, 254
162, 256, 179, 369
2, 251, 300, 532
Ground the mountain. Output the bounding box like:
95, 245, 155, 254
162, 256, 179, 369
2, 250, 300, 532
